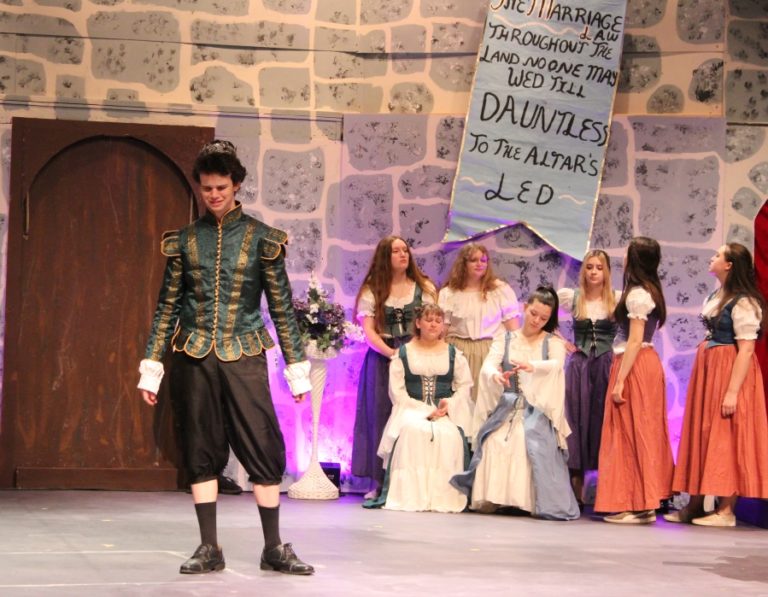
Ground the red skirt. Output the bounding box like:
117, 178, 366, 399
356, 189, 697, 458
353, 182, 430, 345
595, 348, 674, 512
672, 342, 768, 498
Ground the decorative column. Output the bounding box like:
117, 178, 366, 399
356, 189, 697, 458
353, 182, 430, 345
288, 354, 339, 500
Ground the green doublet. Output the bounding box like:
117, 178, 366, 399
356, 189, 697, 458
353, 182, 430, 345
144, 204, 305, 364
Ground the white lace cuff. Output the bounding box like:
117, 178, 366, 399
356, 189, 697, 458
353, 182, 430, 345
138, 359, 165, 395
284, 360, 312, 395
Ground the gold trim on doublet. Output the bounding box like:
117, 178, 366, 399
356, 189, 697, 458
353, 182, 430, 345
218, 220, 257, 360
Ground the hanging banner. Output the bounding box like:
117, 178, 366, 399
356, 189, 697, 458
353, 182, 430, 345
445, 0, 628, 259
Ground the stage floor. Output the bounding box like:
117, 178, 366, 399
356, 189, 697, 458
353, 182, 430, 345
1, 490, 766, 596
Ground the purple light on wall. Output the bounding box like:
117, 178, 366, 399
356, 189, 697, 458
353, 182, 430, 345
269, 342, 364, 478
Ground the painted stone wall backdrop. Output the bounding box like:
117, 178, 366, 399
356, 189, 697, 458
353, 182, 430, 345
722, 1, 768, 252
0, 0, 765, 489
725, 0, 768, 125
0, 0, 748, 117
0, 0, 481, 114
616, 0, 725, 115
724, 125, 768, 250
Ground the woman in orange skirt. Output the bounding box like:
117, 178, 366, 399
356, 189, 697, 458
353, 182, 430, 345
595, 237, 674, 524
665, 243, 768, 526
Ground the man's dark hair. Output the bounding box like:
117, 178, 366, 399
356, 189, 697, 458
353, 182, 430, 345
193, 139, 247, 184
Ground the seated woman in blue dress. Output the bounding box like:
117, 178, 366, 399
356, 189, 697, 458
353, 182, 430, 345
452, 287, 579, 520
366, 304, 473, 512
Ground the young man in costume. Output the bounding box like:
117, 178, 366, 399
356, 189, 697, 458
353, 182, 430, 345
138, 140, 314, 575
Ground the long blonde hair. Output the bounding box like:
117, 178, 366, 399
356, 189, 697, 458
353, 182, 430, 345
443, 243, 501, 300
574, 249, 616, 320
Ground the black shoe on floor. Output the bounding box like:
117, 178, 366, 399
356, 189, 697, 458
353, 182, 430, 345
218, 475, 243, 495
260, 543, 314, 575
180, 543, 225, 574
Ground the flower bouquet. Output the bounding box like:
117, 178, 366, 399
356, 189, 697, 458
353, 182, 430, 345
292, 272, 365, 360
288, 273, 363, 500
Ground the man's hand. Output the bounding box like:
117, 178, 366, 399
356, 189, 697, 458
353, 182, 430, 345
141, 390, 157, 406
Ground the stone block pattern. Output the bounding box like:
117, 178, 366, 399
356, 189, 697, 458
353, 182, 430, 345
0, 1, 482, 113
345, 115, 427, 171
724, 125, 768, 251
135, 0, 249, 15
617, 0, 727, 115
262, 148, 325, 212
636, 157, 719, 242
0, 1, 758, 489
726, 14, 768, 125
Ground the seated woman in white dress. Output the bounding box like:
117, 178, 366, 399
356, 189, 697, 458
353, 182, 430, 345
451, 287, 579, 520
365, 304, 473, 513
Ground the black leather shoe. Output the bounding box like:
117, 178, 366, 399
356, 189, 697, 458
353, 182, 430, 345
218, 475, 243, 495
180, 543, 225, 574
260, 543, 314, 575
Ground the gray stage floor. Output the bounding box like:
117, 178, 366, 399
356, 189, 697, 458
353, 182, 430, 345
0, 490, 766, 596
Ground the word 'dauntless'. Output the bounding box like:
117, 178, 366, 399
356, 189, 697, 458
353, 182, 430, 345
446, 0, 627, 259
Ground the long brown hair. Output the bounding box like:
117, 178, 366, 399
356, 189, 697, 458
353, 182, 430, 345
444, 243, 502, 300
574, 249, 616, 319
354, 236, 436, 333
715, 243, 767, 331
615, 236, 666, 328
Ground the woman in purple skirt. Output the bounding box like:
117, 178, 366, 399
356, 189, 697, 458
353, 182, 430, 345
351, 236, 436, 499
557, 250, 619, 506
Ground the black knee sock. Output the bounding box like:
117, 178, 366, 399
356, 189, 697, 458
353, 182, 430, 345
194, 502, 218, 547
258, 505, 282, 550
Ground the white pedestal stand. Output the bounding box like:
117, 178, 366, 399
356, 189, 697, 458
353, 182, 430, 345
288, 357, 339, 500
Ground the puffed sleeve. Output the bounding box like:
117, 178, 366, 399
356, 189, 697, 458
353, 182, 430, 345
733, 297, 762, 341
447, 349, 474, 435
498, 281, 521, 321
356, 287, 375, 323
557, 288, 575, 315
438, 286, 453, 322
625, 287, 655, 321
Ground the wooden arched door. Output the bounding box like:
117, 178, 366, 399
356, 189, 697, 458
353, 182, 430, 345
0, 118, 213, 489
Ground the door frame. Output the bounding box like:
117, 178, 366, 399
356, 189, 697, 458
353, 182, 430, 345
0, 117, 214, 488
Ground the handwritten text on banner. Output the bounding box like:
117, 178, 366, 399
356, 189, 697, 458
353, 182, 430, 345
446, 0, 628, 259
